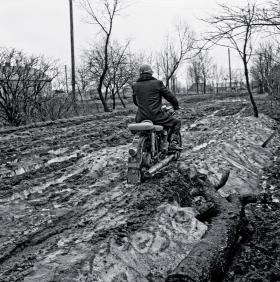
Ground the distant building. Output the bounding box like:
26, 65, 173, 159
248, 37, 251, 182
53, 89, 68, 98
0, 62, 52, 97
187, 83, 213, 94
187, 81, 247, 94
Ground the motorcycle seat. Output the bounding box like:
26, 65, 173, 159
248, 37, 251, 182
154, 125, 164, 131
128, 121, 163, 132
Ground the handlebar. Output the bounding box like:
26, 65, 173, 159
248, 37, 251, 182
161, 105, 183, 115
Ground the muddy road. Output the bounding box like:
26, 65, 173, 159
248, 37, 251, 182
0, 104, 198, 281
0, 94, 271, 281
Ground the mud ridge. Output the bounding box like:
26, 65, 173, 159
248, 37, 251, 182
0, 209, 76, 266
165, 111, 279, 281
166, 167, 244, 282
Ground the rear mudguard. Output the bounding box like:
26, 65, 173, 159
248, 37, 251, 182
127, 135, 147, 184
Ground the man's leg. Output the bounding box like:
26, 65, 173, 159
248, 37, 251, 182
155, 117, 182, 151
169, 118, 182, 151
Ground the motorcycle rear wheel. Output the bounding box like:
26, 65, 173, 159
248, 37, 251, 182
127, 135, 152, 184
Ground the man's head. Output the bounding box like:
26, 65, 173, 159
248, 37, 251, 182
139, 64, 153, 75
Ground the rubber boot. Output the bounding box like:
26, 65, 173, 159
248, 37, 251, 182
168, 134, 182, 151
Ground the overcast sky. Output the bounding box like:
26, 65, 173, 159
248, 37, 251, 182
0, 0, 248, 73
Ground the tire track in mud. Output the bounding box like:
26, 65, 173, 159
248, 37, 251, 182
0, 142, 188, 281
0, 114, 136, 280
0, 116, 133, 169
0, 102, 209, 281
0, 111, 192, 281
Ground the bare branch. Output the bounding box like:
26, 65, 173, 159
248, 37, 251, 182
80, 0, 125, 112
202, 0, 261, 117
157, 21, 195, 90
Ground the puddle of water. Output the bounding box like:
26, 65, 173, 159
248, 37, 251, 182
47, 152, 79, 165
11, 167, 86, 201
48, 148, 69, 155
216, 98, 248, 103
1, 149, 81, 178
192, 140, 216, 152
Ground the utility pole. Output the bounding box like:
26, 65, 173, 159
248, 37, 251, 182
69, 0, 77, 114
228, 48, 232, 91
64, 65, 69, 94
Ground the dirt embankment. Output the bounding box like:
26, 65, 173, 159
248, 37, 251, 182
224, 150, 280, 282
0, 95, 279, 281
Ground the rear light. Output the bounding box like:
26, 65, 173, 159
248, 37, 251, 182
129, 147, 137, 156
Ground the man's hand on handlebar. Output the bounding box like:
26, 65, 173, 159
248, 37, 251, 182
161, 105, 183, 116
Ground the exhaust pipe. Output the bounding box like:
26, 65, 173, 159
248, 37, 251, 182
144, 154, 175, 178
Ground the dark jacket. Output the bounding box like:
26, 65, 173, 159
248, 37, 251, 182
132, 74, 179, 125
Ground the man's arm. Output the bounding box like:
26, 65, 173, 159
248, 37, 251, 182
132, 84, 138, 106
159, 81, 179, 109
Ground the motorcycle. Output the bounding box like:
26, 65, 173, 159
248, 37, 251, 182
127, 105, 182, 184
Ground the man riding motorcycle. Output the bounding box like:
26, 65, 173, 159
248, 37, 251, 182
132, 64, 182, 151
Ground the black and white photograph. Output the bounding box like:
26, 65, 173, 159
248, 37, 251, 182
0, 0, 280, 281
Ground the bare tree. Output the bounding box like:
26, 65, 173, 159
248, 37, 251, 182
75, 63, 98, 112
199, 51, 213, 94
158, 21, 195, 90
187, 52, 213, 95
154, 55, 162, 79
229, 68, 242, 92
107, 41, 130, 109
40, 94, 73, 121
260, 1, 280, 32
0, 48, 58, 125
251, 43, 280, 115
83, 40, 139, 110
251, 43, 280, 93
203, 1, 262, 117
76, 65, 91, 96
24, 65, 73, 122
251, 45, 270, 94
188, 59, 202, 94
80, 0, 124, 112
212, 64, 225, 94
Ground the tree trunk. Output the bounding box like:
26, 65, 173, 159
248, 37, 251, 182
5, 104, 22, 126
105, 85, 110, 101
203, 77, 206, 94
243, 57, 258, 117
97, 86, 110, 112
166, 77, 170, 89
96, 21, 112, 113
259, 80, 264, 94
171, 76, 176, 94
93, 99, 100, 112
122, 89, 126, 99
117, 90, 126, 108
112, 91, 116, 110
